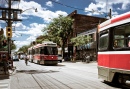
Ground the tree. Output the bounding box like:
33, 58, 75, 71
0, 34, 16, 51
45, 15, 74, 58
11, 40, 16, 50
71, 35, 91, 46
18, 45, 30, 53
35, 35, 50, 44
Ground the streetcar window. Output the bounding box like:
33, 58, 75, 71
40, 48, 44, 54
44, 47, 48, 55
98, 33, 108, 50
113, 36, 124, 48
113, 24, 130, 49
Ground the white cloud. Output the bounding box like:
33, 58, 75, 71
85, 0, 130, 17
46, 1, 53, 7
28, 23, 46, 37
14, 41, 30, 51
12, 22, 47, 51
85, 2, 107, 16
13, 22, 46, 38
9, 0, 68, 51
121, 1, 130, 10
15, 0, 67, 23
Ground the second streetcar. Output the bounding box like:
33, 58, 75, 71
28, 41, 58, 65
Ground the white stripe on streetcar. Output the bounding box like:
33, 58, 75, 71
98, 51, 130, 54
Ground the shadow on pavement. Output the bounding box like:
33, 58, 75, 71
16, 70, 59, 74
102, 80, 130, 89
0, 75, 9, 80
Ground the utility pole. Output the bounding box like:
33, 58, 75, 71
8, 0, 12, 55
0, 0, 22, 57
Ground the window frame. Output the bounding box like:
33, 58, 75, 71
98, 30, 109, 51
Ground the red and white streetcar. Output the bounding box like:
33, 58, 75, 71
28, 41, 58, 65
98, 12, 130, 84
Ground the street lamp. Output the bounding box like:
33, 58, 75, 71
21, 7, 38, 13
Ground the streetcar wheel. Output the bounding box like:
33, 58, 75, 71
112, 73, 120, 84
118, 75, 126, 84
112, 73, 126, 84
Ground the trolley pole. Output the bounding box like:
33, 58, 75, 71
109, 9, 112, 19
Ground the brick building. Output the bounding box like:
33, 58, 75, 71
67, 10, 106, 61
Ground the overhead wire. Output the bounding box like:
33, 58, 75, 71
48, 0, 92, 12
48, 0, 106, 15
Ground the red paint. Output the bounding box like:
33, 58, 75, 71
111, 13, 130, 24
34, 55, 40, 60
34, 55, 58, 61
98, 54, 130, 70
43, 55, 58, 60
99, 12, 130, 29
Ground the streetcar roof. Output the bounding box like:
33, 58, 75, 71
98, 11, 130, 32
32, 43, 57, 49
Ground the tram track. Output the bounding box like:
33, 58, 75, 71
31, 74, 43, 89
11, 60, 129, 89
32, 73, 73, 89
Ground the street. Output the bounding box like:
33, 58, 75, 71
5, 60, 124, 89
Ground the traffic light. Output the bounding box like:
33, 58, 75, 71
6, 27, 12, 38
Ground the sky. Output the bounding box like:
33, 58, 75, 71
0, 0, 130, 51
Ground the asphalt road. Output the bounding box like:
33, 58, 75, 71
9, 60, 124, 89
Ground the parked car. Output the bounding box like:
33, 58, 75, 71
12, 55, 19, 61
20, 54, 24, 60
58, 54, 63, 63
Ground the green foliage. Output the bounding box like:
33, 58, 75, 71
0, 35, 16, 51
71, 35, 91, 46
18, 45, 30, 53
44, 15, 74, 47
11, 42, 16, 50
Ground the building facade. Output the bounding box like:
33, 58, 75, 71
67, 10, 106, 61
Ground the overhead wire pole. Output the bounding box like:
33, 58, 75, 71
109, 9, 112, 19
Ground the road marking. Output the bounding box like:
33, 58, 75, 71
0, 82, 9, 89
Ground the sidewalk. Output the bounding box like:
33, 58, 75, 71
0, 75, 10, 89
0, 67, 16, 89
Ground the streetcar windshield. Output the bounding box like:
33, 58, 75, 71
41, 46, 58, 55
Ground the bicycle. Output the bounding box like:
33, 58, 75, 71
25, 58, 28, 65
